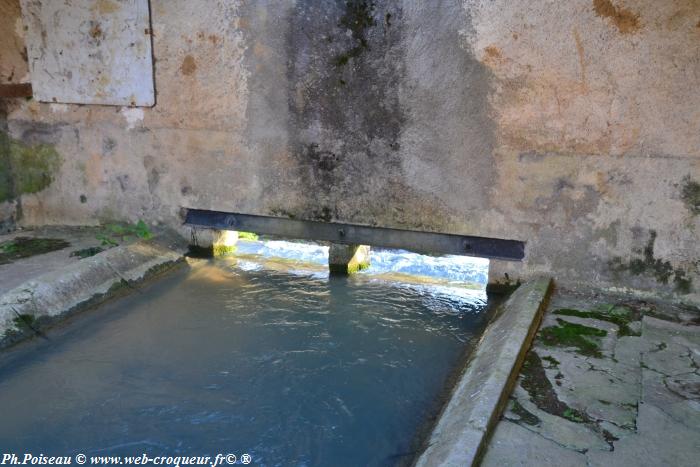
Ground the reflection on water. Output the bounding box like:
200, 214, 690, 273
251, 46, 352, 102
0, 248, 493, 466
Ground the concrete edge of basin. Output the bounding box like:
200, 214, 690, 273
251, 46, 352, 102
0, 233, 187, 349
414, 277, 553, 467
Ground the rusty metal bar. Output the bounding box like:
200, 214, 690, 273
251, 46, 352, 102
185, 209, 525, 261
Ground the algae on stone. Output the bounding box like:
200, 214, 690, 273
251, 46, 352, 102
0, 131, 62, 203
237, 231, 259, 241
70, 246, 104, 259
553, 305, 641, 337
510, 399, 541, 426
95, 220, 153, 247
539, 318, 607, 357
520, 352, 590, 424
0, 237, 70, 264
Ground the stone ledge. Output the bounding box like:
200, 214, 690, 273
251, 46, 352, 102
415, 277, 553, 467
0, 237, 185, 348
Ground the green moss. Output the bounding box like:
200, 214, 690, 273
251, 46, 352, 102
349, 260, 370, 274
563, 407, 585, 423
680, 175, 700, 215
70, 246, 104, 259
237, 231, 259, 241
96, 220, 152, 247
213, 244, 237, 256
329, 263, 364, 275
0, 130, 63, 203
553, 305, 641, 337
12, 313, 37, 332
3, 313, 41, 341
330, 257, 370, 275
0, 237, 70, 264
11, 141, 61, 194
540, 318, 607, 357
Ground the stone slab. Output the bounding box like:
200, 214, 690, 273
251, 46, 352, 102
0, 234, 185, 348
415, 277, 553, 467
481, 420, 587, 467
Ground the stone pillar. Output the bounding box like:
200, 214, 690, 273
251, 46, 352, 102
486, 259, 524, 294
188, 228, 238, 257
328, 243, 371, 275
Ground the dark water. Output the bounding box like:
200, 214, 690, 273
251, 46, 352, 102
0, 259, 493, 466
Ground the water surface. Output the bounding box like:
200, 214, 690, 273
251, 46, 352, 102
0, 257, 493, 466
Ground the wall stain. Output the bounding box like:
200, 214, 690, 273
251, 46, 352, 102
0, 130, 62, 203
680, 175, 700, 215
89, 22, 104, 41
333, 1, 377, 66
277, 0, 406, 222
593, 0, 641, 34
95, 0, 120, 15
116, 174, 130, 192
482, 45, 503, 67
180, 55, 197, 76
484, 45, 502, 59
102, 137, 116, 155
609, 230, 693, 294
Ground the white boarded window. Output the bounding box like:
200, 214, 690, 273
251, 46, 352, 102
20, 0, 154, 106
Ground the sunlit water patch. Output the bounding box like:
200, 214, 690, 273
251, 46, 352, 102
235, 239, 489, 288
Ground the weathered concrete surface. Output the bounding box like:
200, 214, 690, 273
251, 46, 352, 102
483, 288, 700, 467
482, 421, 588, 467
328, 243, 370, 274
0, 229, 186, 348
1, 0, 698, 302
416, 277, 552, 467
0, 226, 116, 295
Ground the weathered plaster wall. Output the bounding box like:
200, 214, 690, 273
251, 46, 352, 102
2, 0, 699, 303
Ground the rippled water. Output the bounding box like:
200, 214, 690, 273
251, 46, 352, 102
236, 239, 489, 285
0, 257, 494, 466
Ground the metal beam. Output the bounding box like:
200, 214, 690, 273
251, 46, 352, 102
0, 83, 33, 98
184, 209, 525, 261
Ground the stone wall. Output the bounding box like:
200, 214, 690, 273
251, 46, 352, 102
1, 0, 698, 303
